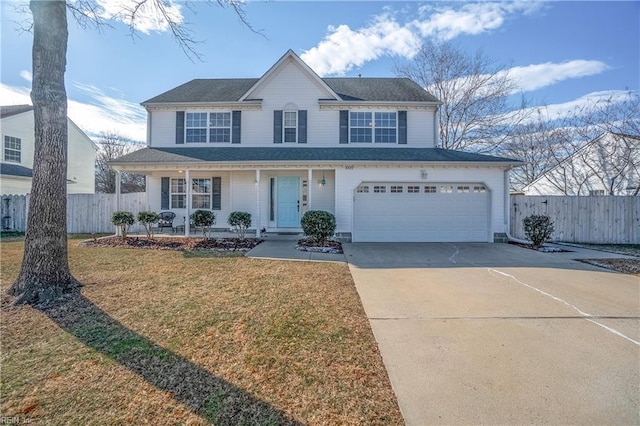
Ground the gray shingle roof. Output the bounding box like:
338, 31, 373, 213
143, 78, 439, 104
111, 147, 519, 165
143, 79, 258, 104
324, 78, 439, 102
0, 163, 33, 178
1, 105, 33, 119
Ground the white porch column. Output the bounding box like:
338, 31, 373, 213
255, 169, 261, 238
185, 169, 190, 237
307, 168, 313, 210
115, 171, 121, 236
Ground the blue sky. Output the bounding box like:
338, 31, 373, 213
1, 1, 638, 143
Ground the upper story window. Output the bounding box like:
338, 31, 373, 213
283, 111, 298, 143
349, 112, 397, 143
185, 112, 231, 143
4, 136, 21, 163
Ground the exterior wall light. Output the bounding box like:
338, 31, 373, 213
318, 172, 326, 187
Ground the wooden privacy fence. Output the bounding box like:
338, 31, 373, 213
511, 195, 640, 244
1, 193, 147, 234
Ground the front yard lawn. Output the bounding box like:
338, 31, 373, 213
1, 238, 402, 425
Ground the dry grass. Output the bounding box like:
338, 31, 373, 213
1, 239, 402, 425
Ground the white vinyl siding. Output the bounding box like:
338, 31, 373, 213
146, 58, 437, 147
1, 111, 96, 194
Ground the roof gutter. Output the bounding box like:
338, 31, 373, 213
141, 100, 263, 109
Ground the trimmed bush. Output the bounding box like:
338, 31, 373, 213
137, 211, 160, 239
523, 214, 555, 249
111, 211, 135, 240
301, 210, 336, 244
228, 211, 252, 239
190, 210, 216, 238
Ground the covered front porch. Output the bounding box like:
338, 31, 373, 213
112, 164, 336, 238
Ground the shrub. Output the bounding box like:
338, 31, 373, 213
137, 211, 160, 239
523, 214, 555, 249
228, 211, 252, 239
111, 211, 135, 240
190, 210, 216, 239
301, 210, 336, 244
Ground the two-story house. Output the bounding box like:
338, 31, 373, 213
111, 50, 520, 242
0, 104, 97, 195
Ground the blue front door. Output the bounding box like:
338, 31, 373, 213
277, 176, 300, 228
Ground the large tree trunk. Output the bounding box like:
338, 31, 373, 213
8, 0, 80, 305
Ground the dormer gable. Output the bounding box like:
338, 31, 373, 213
239, 49, 341, 101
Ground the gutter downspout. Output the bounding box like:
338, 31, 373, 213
504, 168, 530, 244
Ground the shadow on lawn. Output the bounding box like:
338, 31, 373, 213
39, 294, 301, 425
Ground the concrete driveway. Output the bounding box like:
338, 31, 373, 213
343, 243, 640, 425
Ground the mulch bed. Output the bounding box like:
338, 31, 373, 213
578, 258, 640, 275
296, 239, 343, 254
509, 242, 572, 253
80, 236, 263, 251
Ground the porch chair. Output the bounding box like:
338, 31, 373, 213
157, 211, 176, 233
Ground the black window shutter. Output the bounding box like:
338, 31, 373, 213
398, 111, 407, 144
161, 177, 170, 209
232, 110, 241, 144
339, 110, 349, 144
298, 110, 307, 144
175, 111, 185, 144
273, 110, 283, 144
212, 177, 221, 210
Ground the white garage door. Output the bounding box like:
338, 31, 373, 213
353, 182, 490, 242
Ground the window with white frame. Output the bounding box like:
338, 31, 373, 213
349, 112, 397, 143
283, 111, 297, 143
192, 178, 212, 209
185, 112, 231, 143
170, 178, 187, 208
4, 136, 21, 163
185, 113, 207, 143
170, 177, 220, 209
374, 112, 397, 143
209, 113, 231, 143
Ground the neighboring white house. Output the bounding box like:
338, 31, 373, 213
111, 50, 521, 242
0, 105, 97, 194
523, 132, 640, 196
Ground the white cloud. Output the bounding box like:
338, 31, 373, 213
302, 2, 543, 76
506, 60, 609, 92
0, 82, 147, 143
19, 70, 32, 83
521, 90, 636, 123
301, 14, 421, 76
0, 84, 31, 104
95, 0, 183, 34
413, 2, 541, 40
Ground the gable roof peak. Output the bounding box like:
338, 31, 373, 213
239, 49, 341, 101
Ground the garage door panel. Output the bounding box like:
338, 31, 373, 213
353, 182, 490, 242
